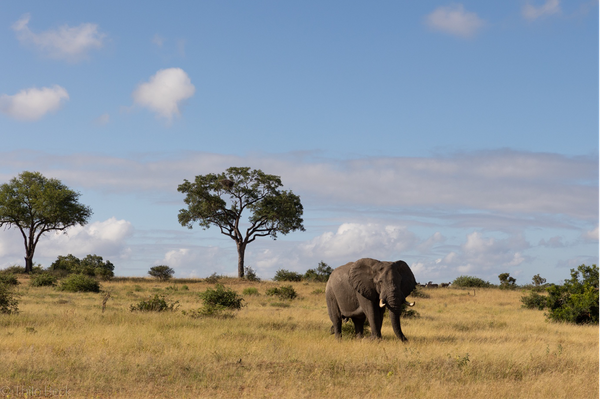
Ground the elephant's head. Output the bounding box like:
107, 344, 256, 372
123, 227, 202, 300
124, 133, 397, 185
349, 258, 416, 340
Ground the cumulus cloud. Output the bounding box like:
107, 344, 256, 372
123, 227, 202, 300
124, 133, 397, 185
439, 231, 530, 274
132, 68, 195, 121
12, 13, 105, 62
522, 0, 561, 20
581, 225, 599, 241
156, 246, 223, 277
37, 217, 134, 259
425, 4, 485, 38
0, 217, 133, 269
0, 85, 69, 121
301, 223, 418, 260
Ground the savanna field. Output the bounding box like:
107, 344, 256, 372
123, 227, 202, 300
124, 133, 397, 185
0, 277, 598, 399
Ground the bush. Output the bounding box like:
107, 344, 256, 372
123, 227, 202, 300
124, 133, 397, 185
1, 265, 25, 275
57, 274, 100, 293
204, 273, 221, 284
130, 294, 180, 312
148, 265, 175, 281
30, 273, 58, 287
521, 291, 548, 310
410, 286, 430, 298
303, 261, 333, 282
273, 269, 302, 282
452, 275, 492, 288
199, 284, 244, 310
0, 274, 19, 286
244, 266, 260, 282
266, 285, 297, 300
0, 283, 20, 314
49, 254, 115, 279
545, 264, 598, 324
243, 287, 259, 296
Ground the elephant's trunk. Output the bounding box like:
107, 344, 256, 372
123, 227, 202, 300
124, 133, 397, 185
390, 310, 408, 342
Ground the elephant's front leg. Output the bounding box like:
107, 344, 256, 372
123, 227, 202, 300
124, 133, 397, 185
358, 296, 383, 339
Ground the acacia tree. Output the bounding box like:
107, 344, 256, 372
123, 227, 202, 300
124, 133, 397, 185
0, 171, 92, 273
178, 167, 305, 278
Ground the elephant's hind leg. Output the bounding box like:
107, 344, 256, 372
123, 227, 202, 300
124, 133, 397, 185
351, 315, 366, 339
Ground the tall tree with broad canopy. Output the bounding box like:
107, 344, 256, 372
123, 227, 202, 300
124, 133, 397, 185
0, 171, 92, 273
178, 167, 305, 278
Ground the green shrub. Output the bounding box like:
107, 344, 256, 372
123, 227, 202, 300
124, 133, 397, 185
199, 284, 244, 310
243, 287, 259, 296
130, 294, 180, 312
452, 275, 492, 288
545, 264, 598, 324
1, 265, 25, 275
204, 273, 221, 284
410, 286, 430, 298
49, 254, 114, 279
266, 285, 297, 300
0, 274, 19, 286
30, 273, 58, 287
244, 266, 260, 282
57, 274, 100, 293
273, 269, 302, 282
303, 261, 333, 282
148, 265, 175, 281
0, 283, 20, 314
521, 291, 548, 310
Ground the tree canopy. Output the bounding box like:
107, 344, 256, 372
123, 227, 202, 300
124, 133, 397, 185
178, 167, 304, 277
0, 171, 92, 273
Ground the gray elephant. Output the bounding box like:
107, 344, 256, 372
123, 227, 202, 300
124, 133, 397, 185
326, 258, 416, 341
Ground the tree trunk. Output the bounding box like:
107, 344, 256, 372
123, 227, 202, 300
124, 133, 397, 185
24, 256, 33, 274
237, 242, 246, 278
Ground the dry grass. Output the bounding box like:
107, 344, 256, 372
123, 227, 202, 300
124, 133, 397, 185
0, 278, 598, 398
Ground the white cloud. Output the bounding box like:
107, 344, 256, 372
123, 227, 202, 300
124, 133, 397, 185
152, 34, 165, 48
12, 13, 105, 62
132, 68, 195, 121
440, 231, 530, 273
0, 149, 596, 222
425, 4, 485, 38
522, 0, 561, 20
581, 225, 599, 241
0, 85, 69, 121
156, 246, 223, 277
94, 113, 110, 126
0, 217, 133, 269
301, 223, 418, 260
37, 217, 134, 259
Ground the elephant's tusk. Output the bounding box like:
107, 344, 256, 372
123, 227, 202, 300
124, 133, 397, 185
407, 301, 415, 307
379, 299, 385, 308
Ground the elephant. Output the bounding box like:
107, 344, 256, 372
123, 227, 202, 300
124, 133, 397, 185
326, 258, 417, 341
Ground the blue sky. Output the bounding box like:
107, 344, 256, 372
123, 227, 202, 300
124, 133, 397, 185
0, 1, 597, 284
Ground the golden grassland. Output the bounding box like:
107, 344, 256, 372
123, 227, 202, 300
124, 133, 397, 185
0, 277, 598, 399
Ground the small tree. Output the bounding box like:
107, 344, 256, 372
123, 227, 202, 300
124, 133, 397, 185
148, 265, 175, 281
498, 273, 517, 290
304, 261, 333, 282
532, 274, 547, 287
0, 171, 92, 273
178, 167, 305, 278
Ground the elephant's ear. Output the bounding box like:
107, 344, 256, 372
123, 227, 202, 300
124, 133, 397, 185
393, 260, 417, 297
349, 258, 379, 301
